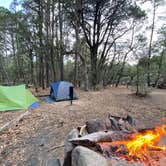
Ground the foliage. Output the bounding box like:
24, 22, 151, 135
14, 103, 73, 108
0, 0, 165, 92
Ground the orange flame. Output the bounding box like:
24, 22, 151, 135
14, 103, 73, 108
100, 125, 166, 163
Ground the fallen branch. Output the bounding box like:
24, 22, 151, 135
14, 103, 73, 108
0, 110, 31, 133
48, 144, 64, 152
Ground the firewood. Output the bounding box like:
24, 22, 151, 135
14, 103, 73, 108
79, 125, 87, 136
70, 131, 113, 144
70, 131, 132, 146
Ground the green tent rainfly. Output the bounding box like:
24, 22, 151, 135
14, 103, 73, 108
0, 85, 38, 111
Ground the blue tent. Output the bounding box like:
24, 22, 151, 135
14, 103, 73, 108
50, 81, 78, 101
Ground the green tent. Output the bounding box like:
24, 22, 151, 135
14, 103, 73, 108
0, 85, 38, 111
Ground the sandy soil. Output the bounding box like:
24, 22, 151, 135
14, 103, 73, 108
0, 87, 166, 165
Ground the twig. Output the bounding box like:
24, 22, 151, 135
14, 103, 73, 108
48, 144, 64, 152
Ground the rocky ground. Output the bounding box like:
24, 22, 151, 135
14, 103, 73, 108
0, 86, 166, 165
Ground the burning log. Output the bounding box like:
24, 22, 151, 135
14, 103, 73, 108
70, 131, 133, 144
99, 125, 166, 164
69, 130, 133, 154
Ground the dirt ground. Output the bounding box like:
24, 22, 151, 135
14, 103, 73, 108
0, 87, 166, 165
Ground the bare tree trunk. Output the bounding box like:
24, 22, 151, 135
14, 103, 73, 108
38, 0, 45, 89
29, 48, 34, 85
83, 61, 89, 91
91, 47, 98, 87
50, 0, 56, 82
73, 0, 82, 87
0, 55, 9, 84
147, 0, 156, 86
74, 26, 80, 87
80, 54, 89, 91
79, 42, 89, 91
45, 0, 50, 87
45, 59, 49, 87
11, 33, 18, 80
58, 0, 64, 81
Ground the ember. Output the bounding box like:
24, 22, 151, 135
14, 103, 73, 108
99, 125, 166, 164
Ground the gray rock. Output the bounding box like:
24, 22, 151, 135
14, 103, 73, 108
64, 129, 80, 154
72, 146, 108, 166
86, 118, 106, 133
63, 129, 79, 166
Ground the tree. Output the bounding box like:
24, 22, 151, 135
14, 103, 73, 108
153, 25, 166, 87
77, 0, 145, 87
147, 0, 164, 86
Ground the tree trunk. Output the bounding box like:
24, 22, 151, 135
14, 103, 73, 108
79, 42, 89, 91
38, 0, 45, 89
147, 1, 156, 86
50, 0, 56, 82
90, 47, 98, 87
58, 0, 64, 81
82, 60, 89, 91
45, 0, 50, 87
74, 25, 80, 87
29, 48, 34, 85
0, 55, 9, 84
11, 33, 18, 80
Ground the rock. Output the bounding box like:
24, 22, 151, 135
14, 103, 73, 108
86, 118, 106, 133
134, 120, 146, 131
63, 129, 79, 166
72, 146, 108, 166
64, 129, 79, 153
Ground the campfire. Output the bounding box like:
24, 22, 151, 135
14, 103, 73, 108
99, 125, 166, 164
64, 114, 166, 166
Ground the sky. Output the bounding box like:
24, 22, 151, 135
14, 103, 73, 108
0, 0, 13, 9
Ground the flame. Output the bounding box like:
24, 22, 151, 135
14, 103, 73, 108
99, 125, 166, 163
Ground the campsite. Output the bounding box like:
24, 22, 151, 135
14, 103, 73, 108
0, 0, 166, 166
0, 87, 166, 165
